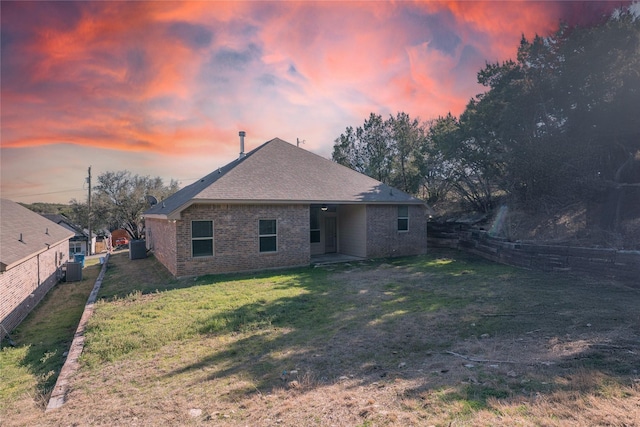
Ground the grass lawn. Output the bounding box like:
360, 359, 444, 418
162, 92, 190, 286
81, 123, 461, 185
1, 250, 639, 426
0, 258, 102, 417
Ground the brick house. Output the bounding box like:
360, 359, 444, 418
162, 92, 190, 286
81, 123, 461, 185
143, 137, 428, 277
1, 199, 74, 335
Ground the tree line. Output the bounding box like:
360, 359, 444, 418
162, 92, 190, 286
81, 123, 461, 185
333, 8, 640, 215
24, 171, 178, 242
67, 171, 179, 240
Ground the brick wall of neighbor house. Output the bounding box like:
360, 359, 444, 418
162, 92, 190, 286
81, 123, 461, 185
145, 218, 178, 276
174, 204, 310, 277
366, 204, 428, 259
0, 241, 68, 334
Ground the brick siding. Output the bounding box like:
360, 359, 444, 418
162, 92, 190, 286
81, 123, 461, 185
149, 203, 429, 277
0, 241, 69, 334
150, 204, 310, 277
145, 218, 178, 276
366, 205, 428, 258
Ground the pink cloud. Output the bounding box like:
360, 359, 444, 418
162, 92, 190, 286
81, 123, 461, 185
0, 1, 580, 153
1, 1, 630, 203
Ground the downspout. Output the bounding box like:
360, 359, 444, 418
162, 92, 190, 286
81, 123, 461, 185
37, 253, 41, 288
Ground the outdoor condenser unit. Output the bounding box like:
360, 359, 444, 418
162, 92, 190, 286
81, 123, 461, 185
65, 262, 83, 282
129, 240, 147, 260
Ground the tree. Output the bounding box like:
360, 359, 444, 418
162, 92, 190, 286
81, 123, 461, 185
93, 171, 179, 240
333, 112, 429, 196
387, 112, 425, 194
419, 118, 454, 204
555, 11, 640, 183
333, 114, 391, 183
450, 7, 640, 212
359, 113, 393, 183
331, 126, 362, 173
67, 198, 91, 229
334, 4, 640, 219
428, 112, 499, 212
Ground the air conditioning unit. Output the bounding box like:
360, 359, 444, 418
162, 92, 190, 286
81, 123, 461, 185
65, 262, 83, 282
129, 240, 147, 260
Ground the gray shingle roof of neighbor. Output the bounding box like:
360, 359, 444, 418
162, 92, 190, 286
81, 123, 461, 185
144, 137, 426, 219
41, 214, 86, 237
0, 199, 75, 272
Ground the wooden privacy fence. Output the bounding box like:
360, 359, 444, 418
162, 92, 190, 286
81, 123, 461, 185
428, 225, 640, 283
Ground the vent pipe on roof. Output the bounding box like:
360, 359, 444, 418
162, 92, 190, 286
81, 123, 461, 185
239, 131, 246, 159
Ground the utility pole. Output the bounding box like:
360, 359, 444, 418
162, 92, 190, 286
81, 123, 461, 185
87, 166, 92, 256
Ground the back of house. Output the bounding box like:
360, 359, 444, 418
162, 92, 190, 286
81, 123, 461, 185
144, 137, 429, 277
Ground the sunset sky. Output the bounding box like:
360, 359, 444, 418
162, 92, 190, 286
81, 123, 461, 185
1, 1, 630, 204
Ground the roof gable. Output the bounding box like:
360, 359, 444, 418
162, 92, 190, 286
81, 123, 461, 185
41, 214, 86, 237
145, 138, 424, 218
1, 199, 75, 271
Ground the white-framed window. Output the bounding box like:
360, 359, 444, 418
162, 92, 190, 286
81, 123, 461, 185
397, 205, 409, 232
310, 207, 321, 243
192, 220, 214, 257
259, 219, 277, 253
69, 241, 83, 255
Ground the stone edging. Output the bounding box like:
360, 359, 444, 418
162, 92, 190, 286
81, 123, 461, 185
45, 253, 110, 411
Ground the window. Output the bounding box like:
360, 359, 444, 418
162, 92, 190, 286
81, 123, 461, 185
397, 205, 409, 231
310, 207, 321, 243
69, 241, 83, 255
192, 220, 213, 257
259, 219, 277, 252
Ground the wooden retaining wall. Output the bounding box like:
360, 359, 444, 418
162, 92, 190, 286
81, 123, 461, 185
428, 226, 640, 283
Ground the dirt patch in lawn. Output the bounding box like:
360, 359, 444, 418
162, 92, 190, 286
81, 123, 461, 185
6, 250, 640, 426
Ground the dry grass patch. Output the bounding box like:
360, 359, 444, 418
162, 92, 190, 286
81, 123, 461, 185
3, 250, 640, 426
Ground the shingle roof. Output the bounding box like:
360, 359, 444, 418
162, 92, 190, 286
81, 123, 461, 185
145, 138, 425, 219
41, 214, 87, 238
1, 199, 74, 271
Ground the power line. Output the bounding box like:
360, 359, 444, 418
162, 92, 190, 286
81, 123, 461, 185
5, 175, 200, 199
2, 188, 84, 198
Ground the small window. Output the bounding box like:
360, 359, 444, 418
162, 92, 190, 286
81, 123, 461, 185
69, 241, 83, 255
398, 206, 409, 232
192, 220, 213, 257
310, 207, 321, 243
259, 219, 277, 252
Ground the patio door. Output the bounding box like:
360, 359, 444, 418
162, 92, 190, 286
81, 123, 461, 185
325, 217, 337, 253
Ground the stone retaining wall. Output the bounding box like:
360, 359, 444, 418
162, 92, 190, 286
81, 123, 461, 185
428, 225, 640, 283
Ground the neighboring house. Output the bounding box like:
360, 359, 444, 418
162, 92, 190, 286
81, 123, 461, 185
1, 199, 74, 335
41, 214, 96, 256
143, 137, 428, 277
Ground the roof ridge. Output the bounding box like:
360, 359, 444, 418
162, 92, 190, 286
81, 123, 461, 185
143, 137, 426, 219
145, 138, 279, 214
